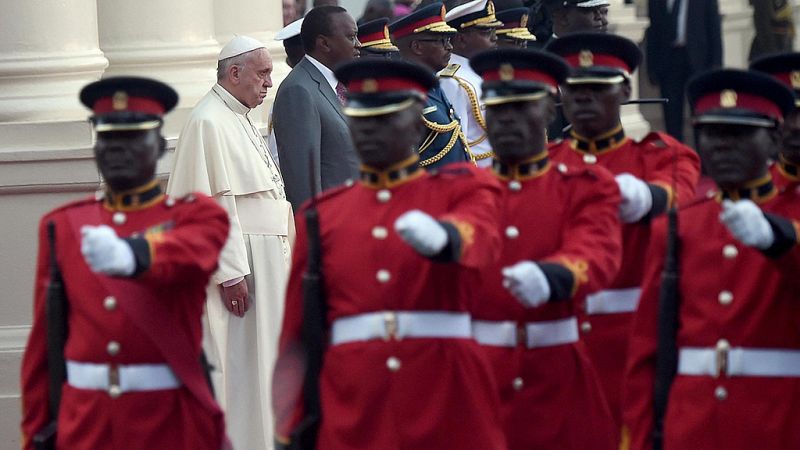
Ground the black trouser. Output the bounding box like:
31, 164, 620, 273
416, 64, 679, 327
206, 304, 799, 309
658, 46, 692, 143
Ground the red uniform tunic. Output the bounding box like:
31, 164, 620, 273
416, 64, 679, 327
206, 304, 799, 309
549, 129, 700, 425
20, 184, 229, 450
771, 157, 800, 192
273, 161, 507, 449
623, 177, 800, 450
474, 155, 622, 450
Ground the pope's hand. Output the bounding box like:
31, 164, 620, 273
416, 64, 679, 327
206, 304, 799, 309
220, 279, 249, 317
615, 173, 653, 223
80, 225, 135, 276
719, 199, 775, 249
502, 261, 551, 308
393, 209, 448, 256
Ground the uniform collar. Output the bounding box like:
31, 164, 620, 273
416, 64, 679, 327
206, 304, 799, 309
360, 154, 424, 189
717, 174, 778, 204
104, 179, 164, 211
777, 154, 800, 181
492, 151, 550, 180
570, 124, 628, 155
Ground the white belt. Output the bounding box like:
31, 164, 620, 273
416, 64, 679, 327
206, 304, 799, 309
585, 288, 641, 314
678, 346, 800, 378
67, 360, 181, 393
472, 317, 579, 349
331, 311, 471, 345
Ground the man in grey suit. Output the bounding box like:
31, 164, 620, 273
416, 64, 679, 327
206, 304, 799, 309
273, 5, 361, 210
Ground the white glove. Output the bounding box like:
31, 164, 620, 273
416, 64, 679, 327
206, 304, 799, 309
393, 209, 448, 256
502, 261, 551, 308
615, 173, 653, 223
719, 199, 775, 249
81, 225, 136, 276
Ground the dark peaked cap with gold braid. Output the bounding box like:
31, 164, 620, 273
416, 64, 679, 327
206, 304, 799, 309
688, 68, 794, 128
334, 59, 437, 116
546, 32, 641, 85
80, 76, 178, 132
470, 48, 569, 105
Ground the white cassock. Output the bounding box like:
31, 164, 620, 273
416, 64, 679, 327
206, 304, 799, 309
167, 83, 294, 450
439, 53, 494, 168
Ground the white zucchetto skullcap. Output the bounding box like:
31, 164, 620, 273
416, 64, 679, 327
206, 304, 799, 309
218, 35, 266, 61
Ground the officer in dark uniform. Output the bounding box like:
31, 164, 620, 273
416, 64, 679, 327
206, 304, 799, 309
358, 18, 400, 59
495, 8, 537, 48
750, 52, 800, 190
20, 77, 230, 450
389, 3, 473, 169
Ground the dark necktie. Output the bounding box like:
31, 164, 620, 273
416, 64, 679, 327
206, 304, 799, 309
335, 82, 347, 107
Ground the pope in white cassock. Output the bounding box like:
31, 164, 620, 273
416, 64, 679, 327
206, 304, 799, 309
167, 36, 294, 450
439, 0, 503, 167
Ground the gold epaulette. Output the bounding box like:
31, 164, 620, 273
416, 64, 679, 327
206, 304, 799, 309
439, 63, 461, 78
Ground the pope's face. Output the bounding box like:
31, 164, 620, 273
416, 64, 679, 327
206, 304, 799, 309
94, 129, 162, 192
239, 48, 274, 108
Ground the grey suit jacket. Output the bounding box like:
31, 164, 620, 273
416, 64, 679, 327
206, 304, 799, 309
272, 57, 358, 210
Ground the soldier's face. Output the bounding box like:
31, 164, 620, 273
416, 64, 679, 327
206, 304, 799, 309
414, 35, 454, 72
486, 97, 553, 163
496, 37, 526, 49
560, 81, 628, 138
562, 6, 608, 34
454, 28, 497, 57
349, 101, 425, 169
94, 128, 164, 192
780, 109, 800, 165
696, 123, 776, 190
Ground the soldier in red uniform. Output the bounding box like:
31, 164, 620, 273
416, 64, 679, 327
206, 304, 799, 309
750, 52, 800, 191
468, 48, 622, 449
20, 77, 230, 450
623, 69, 800, 450
545, 32, 701, 429
272, 59, 506, 449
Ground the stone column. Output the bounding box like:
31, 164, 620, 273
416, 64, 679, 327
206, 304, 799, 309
0, 0, 108, 122
97, 0, 220, 136
611, 0, 652, 140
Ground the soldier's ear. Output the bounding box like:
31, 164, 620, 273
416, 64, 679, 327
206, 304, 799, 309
158, 136, 167, 158
620, 80, 632, 103
544, 97, 557, 124
410, 39, 424, 56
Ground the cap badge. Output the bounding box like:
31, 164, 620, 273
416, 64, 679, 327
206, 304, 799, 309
112, 91, 128, 111
487, 1, 495, 15
720, 89, 737, 108
791, 71, 800, 89
520, 13, 528, 27
499, 63, 515, 81
440, 4, 446, 19
579, 50, 593, 67
363, 78, 379, 93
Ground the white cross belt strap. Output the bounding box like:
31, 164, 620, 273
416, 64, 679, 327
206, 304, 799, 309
472, 317, 579, 349
585, 287, 642, 314
678, 347, 800, 378
67, 360, 181, 392
331, 311, 471, 345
